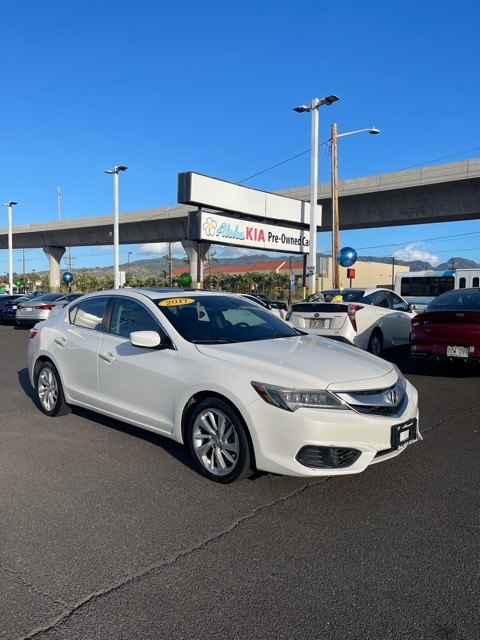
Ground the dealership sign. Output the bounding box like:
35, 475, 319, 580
188, 210, 309, 254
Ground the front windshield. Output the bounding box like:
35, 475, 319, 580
156, 294, 301, 343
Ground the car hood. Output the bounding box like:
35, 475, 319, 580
196, 335, 398, 391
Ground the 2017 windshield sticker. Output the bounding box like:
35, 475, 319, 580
159, 298, 195, 307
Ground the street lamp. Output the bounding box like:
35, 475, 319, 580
330, 125, 380, 289
293, 95, 339, 295
2, 201, 18, 294
105, 165, 128, 289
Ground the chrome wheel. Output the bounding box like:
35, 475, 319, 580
36, 363, 71, 417
188, 399, 252, 483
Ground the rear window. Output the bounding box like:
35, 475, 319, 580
426, 290, 480, 312
320, 290, 366, 303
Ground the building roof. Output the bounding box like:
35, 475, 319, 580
173, 259, 305, 277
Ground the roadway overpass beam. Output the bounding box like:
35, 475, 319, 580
182, 240, 211, 289
43, 246, 66, 293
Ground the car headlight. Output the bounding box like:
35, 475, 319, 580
251, 381, 349, 412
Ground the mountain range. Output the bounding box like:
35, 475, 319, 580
36, 254, 479, 279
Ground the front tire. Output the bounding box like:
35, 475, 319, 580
187, 398, 252, 483
36, 362, 71, 417
367, 329, 383, 357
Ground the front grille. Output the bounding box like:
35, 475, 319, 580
333, 377, 407, 417
296, 446, 361, 469
350, 394, 407, 416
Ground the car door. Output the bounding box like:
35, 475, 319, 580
55, 296, 109, 406
364, 290, 411, 348
384, 291, 415, 345
361, 290, 399, 347
96, 297, 177, 434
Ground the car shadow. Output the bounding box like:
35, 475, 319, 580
17, 367, 266, 482
383, 345, 480, 378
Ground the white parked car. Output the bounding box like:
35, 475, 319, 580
286, 288, 417, 356
27, 289, 420, 483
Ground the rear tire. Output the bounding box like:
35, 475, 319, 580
367, 329, 383, 357
36, 362, 71, 417
187, 398, 252, 484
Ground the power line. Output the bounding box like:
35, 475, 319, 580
357, 230, 480, 251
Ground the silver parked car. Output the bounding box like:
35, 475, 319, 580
16, 293, 84, 326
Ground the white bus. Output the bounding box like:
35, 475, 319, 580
394, 268, 480, 308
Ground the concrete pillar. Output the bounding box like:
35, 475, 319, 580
43, 246, 66, 293
181, 240, 211, 289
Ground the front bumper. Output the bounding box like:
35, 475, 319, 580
241, 381, 420, 478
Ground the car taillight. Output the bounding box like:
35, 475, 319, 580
30, 328, 38, 338
347, 304, 362, 332
35, 304, 55, 310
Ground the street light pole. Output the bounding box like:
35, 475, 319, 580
105, 165, 128, 289
57, 186, 61, 221
294, 95, 339, 295
2, 201, 17, 294
330, 126, 380, 289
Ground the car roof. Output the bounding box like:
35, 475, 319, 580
320, 288, 390, 294
75, 288, 243, 302
30, 292, 67, 300
8, 295, 31, 301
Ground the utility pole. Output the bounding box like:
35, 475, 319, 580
168, 242, 172, 286
331, 123, 339, 289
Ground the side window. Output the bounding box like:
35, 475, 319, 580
386, 291, 409, 311
367, 291, 389, 308
109, 299, 161, 338
69, 298, 108, 330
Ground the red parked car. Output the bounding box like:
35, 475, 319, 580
410, 288, 480, 368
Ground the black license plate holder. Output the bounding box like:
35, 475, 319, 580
391, 418, 418, 450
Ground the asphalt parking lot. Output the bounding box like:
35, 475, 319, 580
1, 324, 479, 640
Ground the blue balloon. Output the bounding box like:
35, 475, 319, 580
62, 271, 73, 283
337, 247, 357, 268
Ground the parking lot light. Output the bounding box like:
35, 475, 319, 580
293, 95, 339, 295
105, 166, 128, 289
2, 201, 18, 295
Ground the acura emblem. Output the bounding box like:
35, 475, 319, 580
385, 389, 397, 405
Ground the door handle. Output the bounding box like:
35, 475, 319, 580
99, 352, 115, 364
54, 337, 67, 347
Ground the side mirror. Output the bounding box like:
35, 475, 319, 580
130, 330, 162, 348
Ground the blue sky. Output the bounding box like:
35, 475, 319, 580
1, 0, 479, 275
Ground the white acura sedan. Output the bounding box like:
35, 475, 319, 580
27, 289, 420, 483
